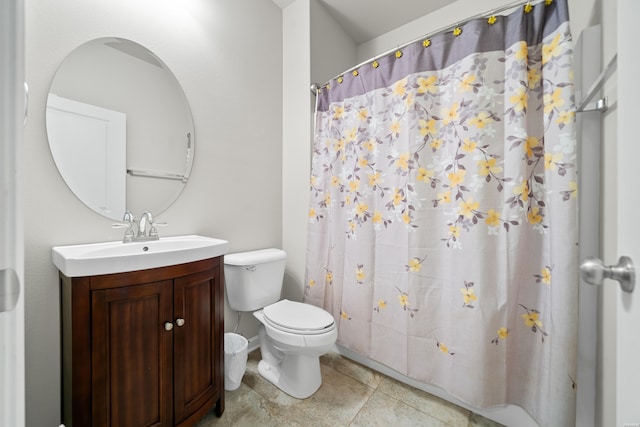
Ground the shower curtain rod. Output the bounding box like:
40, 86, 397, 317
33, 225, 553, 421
311, 0, 546, 95
576, 53, 616, 113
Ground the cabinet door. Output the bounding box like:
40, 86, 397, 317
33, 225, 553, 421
173, 267, 219, 424
92, 280, 174, 427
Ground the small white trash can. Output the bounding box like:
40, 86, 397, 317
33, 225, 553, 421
224, 332, 248, 391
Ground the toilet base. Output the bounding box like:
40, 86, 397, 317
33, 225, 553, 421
257, 352, 322, 399
256, 325, 326, 399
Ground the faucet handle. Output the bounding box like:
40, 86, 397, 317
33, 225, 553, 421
113, 211, 137, 242
112, 221, 135, 242
148, 221, 167, 239
113, 212, 136, 228
112, 211, 136, 228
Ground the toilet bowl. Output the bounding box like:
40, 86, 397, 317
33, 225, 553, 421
223, 249, 337, 399
253, 299, 337, 398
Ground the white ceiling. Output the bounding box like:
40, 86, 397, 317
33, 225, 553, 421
272, 0, 455, 44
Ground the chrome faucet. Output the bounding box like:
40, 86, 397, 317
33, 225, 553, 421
112, 211, 166, 242
138, 211, 155, 240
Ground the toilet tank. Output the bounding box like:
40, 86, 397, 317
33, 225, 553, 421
224, 248, 287, 312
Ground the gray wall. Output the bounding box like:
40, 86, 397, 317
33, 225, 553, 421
24, 0, 283, 425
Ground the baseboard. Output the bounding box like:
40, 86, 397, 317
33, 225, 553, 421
247, 335, 260, 353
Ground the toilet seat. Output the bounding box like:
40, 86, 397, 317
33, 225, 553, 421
263, 299, 335, 335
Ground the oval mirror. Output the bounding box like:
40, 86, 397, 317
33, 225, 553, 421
46, 37, 194, 221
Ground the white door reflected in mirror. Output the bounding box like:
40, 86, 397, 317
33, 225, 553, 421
47, 95, 126, 218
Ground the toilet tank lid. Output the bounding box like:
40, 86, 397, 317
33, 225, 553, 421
224, 248, 287, 266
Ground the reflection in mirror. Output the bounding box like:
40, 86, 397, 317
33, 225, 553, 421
46, 37, 194, 221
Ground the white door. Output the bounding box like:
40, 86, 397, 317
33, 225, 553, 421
0, 0, 25, 426
613, 0, 640, 424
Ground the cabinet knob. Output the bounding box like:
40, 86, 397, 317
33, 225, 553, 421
176, 318, 185, 327
164, 322, 174, 331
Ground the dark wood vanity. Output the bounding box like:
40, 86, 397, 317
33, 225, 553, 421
60, 257, 225, 427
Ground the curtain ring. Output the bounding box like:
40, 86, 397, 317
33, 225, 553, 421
487, 9, 497, 26
524, 2, 534, 13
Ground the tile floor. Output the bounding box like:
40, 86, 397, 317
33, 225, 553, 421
197, 349, 504, 427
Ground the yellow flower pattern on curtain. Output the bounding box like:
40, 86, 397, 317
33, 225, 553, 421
305, 2, 577, 426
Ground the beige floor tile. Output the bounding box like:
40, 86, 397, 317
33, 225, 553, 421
195, 383, 305, 427
467, 413, 505, 427
350, 390, 450, 427
291, 364, 376, 426
376, 376, 471, 426
243, 349, 376, 426
320, 351, 383, 389
204, 349, 499, 427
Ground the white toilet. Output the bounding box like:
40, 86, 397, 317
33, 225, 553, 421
224, 248, 337, 399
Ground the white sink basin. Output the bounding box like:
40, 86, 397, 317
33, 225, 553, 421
52, 235, 229, 277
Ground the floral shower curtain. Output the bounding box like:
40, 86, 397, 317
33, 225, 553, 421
304, 1, 577, 425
